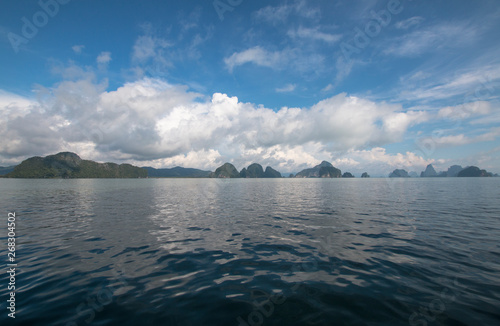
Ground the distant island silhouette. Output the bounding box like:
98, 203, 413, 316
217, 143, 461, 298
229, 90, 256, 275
0, 152, 498, 178
390, 164, 498, 178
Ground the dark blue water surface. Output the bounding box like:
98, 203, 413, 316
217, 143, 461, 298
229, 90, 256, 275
0, 178, 499, 326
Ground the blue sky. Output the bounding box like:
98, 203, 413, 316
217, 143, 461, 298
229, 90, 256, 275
1, 0, 499, 175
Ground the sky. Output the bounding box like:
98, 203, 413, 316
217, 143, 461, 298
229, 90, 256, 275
1, 0, 499, 175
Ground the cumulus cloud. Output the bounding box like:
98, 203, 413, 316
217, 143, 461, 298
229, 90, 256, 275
0, 91, 61, 161
0, 78, 432, 172
0, 90, 33, 110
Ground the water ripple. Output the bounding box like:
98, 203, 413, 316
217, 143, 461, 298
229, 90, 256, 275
0, 178, 499, 325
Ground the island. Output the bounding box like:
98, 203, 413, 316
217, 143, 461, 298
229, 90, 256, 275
295, 161, 342, 178
457, 166, 494, 177
209, 163, 241, 178
1, 152, 497, 179
389, 169, 410, 178
418, 164, 495, 177
209, 163, 282, 178
4, 152, 147, 178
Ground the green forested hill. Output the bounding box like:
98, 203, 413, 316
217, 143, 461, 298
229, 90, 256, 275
5, 152, 147, 178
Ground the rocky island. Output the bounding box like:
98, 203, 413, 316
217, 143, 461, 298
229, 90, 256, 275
2, 153, 498, 179
418, 164, 496, 177
457, 166, 495, 177
209, 163, 282, 178
389, 169, 410, 178
295, 161, 342, 178
209, 163, 242, 178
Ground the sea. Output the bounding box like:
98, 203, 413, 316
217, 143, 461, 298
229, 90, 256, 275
0, 178, 499, 326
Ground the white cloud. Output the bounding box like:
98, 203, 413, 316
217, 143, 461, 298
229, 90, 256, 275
399, 64, 500, 102
49, 62, 96, 81
133, 149, 222, 170
254, 4, 292, 23
470, 110, 500, 125
287, 27, 341, 43
0, 78, 432, 173
130, 25, 213, 79
96, 51, 112, 65
432, 134, 471, 147
334, 56, 356, 87
276, 84, 296, 93
224, 46, 286, 72
224, 46, 328, 75
332, 147, 434, 175
132, 35, 171, 63
395, 16, 425, 30
438, 101, 491, 120
431, 128, 500, 148
0, 91, 61, 161
254, 0, 319, 24
0, 90, 34, 112
385, 22, 478, 57
405, 71, 431, 82
321, 84, 334, 92
72, 45, 85, 54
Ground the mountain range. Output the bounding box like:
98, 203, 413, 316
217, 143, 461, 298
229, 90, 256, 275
1, 152, 498, 178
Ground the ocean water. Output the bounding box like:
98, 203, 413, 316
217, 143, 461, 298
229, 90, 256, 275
0, 178, 499, 326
